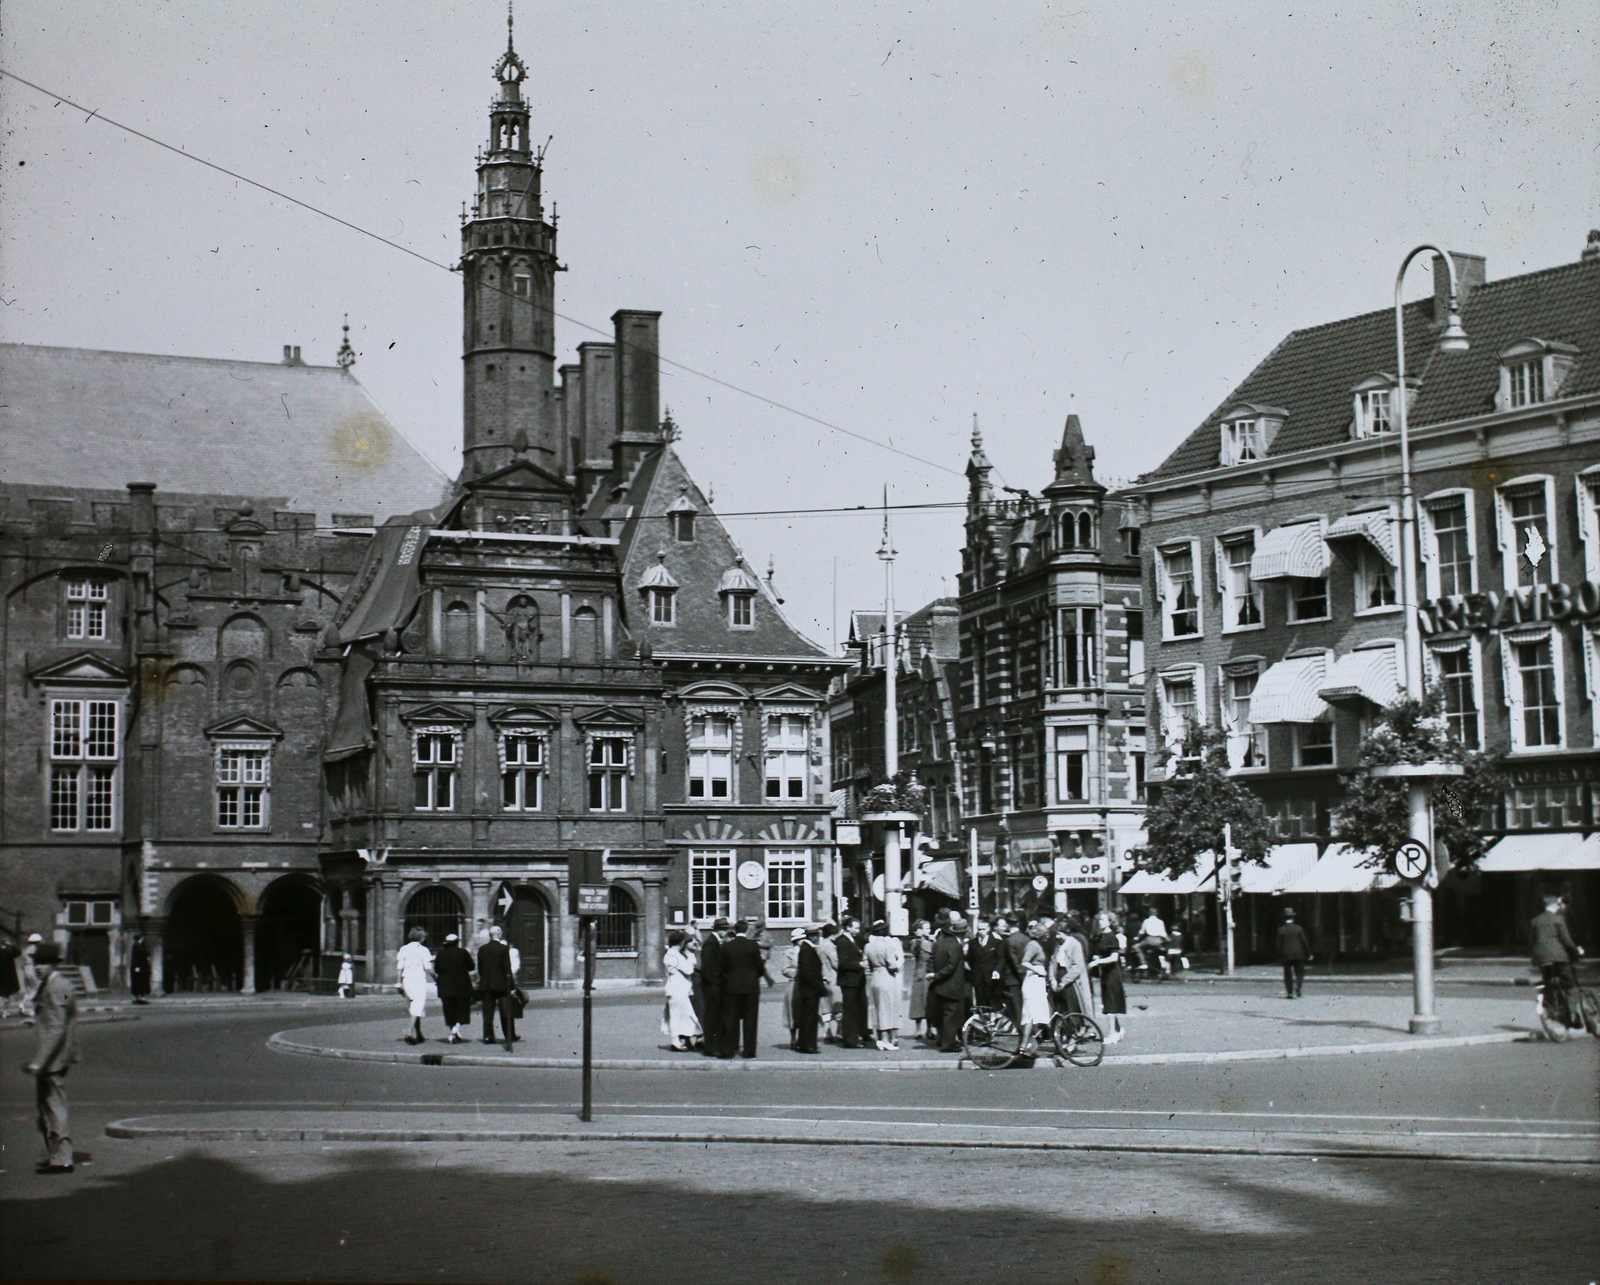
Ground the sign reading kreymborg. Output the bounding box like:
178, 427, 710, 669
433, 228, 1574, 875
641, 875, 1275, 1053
1422, 580, 1600, 633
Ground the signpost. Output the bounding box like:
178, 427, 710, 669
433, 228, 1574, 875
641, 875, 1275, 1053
1221, 825, 1238, 978
568, 849, 608, 1122
1392, 840, 1431, 883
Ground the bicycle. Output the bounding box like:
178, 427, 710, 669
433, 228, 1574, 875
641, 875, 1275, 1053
1536, 971, 1599, 1042
960, 1004, 1026, 1069
1048, 1010, 1105, 1067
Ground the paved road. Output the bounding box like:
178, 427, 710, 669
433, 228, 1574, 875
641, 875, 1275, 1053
2, 990, 1597, 1283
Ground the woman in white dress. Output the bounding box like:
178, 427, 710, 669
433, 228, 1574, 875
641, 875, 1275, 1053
395, 926, 434, 1045
863, 920, 905, 1051
661, 931, 702, 1051
1019, 921, 1053, 1054
780, 928, 804, 1048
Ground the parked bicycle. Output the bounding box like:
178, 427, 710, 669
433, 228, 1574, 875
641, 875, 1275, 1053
960, 1003, 1105, 1068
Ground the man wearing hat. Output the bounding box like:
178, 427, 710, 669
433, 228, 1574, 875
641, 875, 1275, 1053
926, 915, 970, 1053
698, 917, 729, 1057
717, 920, 775, 1059
23, 942, 78, 1173
433, 931, 476, 1044
792, 925, 826, 1053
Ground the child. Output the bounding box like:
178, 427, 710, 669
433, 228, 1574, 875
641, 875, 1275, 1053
337, 953, 354, 999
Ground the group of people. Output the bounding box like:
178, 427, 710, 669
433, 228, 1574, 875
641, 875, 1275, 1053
392, 924, 524, 1050
656, 908, 1138, 1059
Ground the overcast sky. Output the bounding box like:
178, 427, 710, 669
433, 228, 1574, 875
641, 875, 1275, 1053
3, 2, 1595, 648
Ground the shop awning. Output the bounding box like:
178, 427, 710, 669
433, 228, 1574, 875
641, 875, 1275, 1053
1250, 653, 1331, 723
915, 858, 964, 899
1282, 844, 1399, 894
1318, 641, 1402, 709
1250, 522, 1329, 581
1237, 843, 1321, 894
1120, 863, 1218, 895
1478, 833, 1600, 872
1325, 510, 1397, 564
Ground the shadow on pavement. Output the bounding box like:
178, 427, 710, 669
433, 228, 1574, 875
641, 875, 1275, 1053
3, 1137, 1595, 1283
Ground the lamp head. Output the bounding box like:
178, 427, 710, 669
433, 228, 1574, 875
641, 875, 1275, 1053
1438, 306, 1469, 353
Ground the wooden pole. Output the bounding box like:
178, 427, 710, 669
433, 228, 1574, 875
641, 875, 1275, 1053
580, 916, 595, 1122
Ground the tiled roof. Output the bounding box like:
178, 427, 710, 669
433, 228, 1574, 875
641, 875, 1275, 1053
1145, 255, 1600, 480
612, 446, 831, 659
0, 344, 450, 521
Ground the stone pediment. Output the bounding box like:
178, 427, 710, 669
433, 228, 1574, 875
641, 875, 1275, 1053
574, 704, 645, 729
676, 680, 750, 703
204, 714, 283, 741
29, 652, 130, 687
489, 703, 559, 726
753, 681, 821, 704
398, 702, 473, 725
460, 459, 574, 497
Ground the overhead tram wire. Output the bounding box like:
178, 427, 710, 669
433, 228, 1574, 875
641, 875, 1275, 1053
0, 67, 963, 480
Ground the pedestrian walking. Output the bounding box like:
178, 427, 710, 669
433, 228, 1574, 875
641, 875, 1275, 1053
906, 919, 933, 1040
864, 920, 904, 1051
817, 923, 841, 1043
128, 933, 152, 1004
23, 943, 78, 1174
662, 931, 702, 1051
432, 933, 476, 1043
336, 953, 355, 998
16, 933, 42, 1023
717, 920, 773, 1059
476, 925, 517, 1050
395, 927, 434, 1045
792, 926, 826, 1054
1276, 908, 1311, 999
1088, 912, 1127, 1044
1018, 922, 1053, 1054
926, 915, 969, 1052
835, 918, 869, 1048
780, 928, 804, 1046
699, 918, 728, 1057
1050, 916, 1092, 1017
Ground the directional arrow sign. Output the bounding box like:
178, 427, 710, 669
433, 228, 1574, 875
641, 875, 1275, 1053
497, 886, 514, 915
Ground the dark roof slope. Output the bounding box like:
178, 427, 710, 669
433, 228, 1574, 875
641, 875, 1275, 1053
1145, 256, 1600, 480
0, 344, 450, 520
614, 445, 830, 659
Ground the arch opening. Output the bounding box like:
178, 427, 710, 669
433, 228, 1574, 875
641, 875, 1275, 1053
404, 884, 465, 949
164, 879, 243, 992
257, 878, 322, 990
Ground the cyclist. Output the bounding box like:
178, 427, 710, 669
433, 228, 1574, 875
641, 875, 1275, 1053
1531, 893, 1583, 1025
1137, 908, 1171, 980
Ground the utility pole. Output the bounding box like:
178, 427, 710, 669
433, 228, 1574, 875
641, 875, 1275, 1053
1221, 824, 1237, 977
878, 490, 907, 933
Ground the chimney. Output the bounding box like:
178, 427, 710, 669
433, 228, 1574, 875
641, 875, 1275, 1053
127, 483, 157, 647
1583, 229, 1600, 262
1433, 252, 1485, 313
612, 310, 662, 472
558, 362, 581, 482
575, 342, 616, 505
281, 344, 304, 366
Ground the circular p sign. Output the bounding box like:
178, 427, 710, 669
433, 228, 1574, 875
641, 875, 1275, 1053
1392, 841, 1430, 882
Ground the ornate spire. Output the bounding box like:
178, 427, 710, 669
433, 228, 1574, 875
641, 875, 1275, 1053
1045, 413, 1103, 494
335, 315, 356, 370
493, 1, 527, 95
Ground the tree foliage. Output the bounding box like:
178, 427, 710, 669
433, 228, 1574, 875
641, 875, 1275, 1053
1137, 726, 1274, 878
1331, 692, 1505, 870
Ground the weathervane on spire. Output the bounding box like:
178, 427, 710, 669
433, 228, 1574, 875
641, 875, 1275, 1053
494, 1, 527, 85
336, 314, 356, 370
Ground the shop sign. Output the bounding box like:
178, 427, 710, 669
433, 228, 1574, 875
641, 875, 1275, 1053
1055, 856, 1109, 889
1422, 580, 1600, 633
834, 823, 861, 846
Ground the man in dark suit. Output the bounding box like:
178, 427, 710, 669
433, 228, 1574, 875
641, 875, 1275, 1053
433, 932, 476, 1044
792, 925, 826, 1053
699, 918, 729, 1057
927, 916, 970, 1052
835, 917, 869, 1049
966, 917, 1006, 1014
1001, 915, 1030, 1026
475, 926, 517, 1050
718, 920, 774, 1059
1275, 909, 1312, 999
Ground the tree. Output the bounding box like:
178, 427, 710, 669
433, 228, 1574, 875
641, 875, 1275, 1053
1137, 726, 1274, 878
1331, 692, 1505, 870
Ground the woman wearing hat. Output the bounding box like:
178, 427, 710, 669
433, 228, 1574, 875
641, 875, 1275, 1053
864, 919, 905, 1051
662, 931, 702, 1051
780, 928, 806, 1049
432, 931, 476, 1044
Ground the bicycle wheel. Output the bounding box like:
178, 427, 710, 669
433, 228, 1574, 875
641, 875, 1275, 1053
962, 1008, 1024, 1069
1578, 988, 1600, 1037
1538, 993, 1571, 1042
1050, 1012, 1104, 1067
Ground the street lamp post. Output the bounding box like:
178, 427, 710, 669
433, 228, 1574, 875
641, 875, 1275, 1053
1391, 245, 1469, 1036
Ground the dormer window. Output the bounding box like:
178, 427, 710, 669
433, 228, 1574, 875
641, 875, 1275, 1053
718, 563, 761, 630
638, 553, 679, 627
1217, 404, 1285, 465
1497, 339, 1579, 411
666, 492, 698, 543
1350, 376, 1416, 439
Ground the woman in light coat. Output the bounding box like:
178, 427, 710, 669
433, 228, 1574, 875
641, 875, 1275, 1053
1050, 922, 1093, 1017
906, 920, 933, 1039
395, 926, 434, 1045
662, 931, 702, 1051
863, 920, 905, 1051
1018, 921, 1053, 1054
779, 928, 804, 1047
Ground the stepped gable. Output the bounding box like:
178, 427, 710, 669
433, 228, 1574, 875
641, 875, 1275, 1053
0, 343, 449, 522
1145, 255, 1600, 481
604, 444, 830, 659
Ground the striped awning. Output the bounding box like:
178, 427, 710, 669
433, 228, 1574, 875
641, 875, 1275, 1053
1120, 864, 1217, 895
1478, 833, 1600, 873
1282, 844, 1399, 893
1237, 843, 1321, 894
1318, 641, 1401, 708
1325, 510, 1397, 565
1250, 522, 1329, 581
1250, 653, 1331, 723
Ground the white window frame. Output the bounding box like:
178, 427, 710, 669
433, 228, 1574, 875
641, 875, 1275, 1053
1056, 606, 1099, 686
64, 579, 109, 641
763, 711, 810, 802
412, 726, 460, 811
687, 713, 736, 801
1219, 418, 1263, 466
48, 696, 120, 833
689, 849, 734, 923
1157, 664, 1206, 751
1054, 725, 1093, 804
1158, 539, 1203, 640
1501, 626, 1566, 753
1294, 720, 1336, 768
499, 730, 547, 812
1215, 529, 1264, 633
1419, 488, 1479, 599
1353, 542, 1400, 616
1494, 475, 1558, 593
1221, 665, 1267, 770
1576, 468, 1600, 584
764, 848, 811, 925
727, 593, 755, 629
1583, 626, 1600, 749
216, 742, 273, 830
647, 586, 676, 626
587, 733, 633, 811
1425, 636, 1484, 751
1353, 386, 1393, 438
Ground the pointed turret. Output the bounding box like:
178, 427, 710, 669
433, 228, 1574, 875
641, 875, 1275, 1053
1044, 414, 1104, 496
